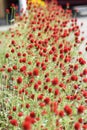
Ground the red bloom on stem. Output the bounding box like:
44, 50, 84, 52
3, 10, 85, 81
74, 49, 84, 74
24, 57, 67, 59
71, 75, 78, 81
45, 77, 50, 82
64, 105, 72, 115
44, 97, 50, 104
13, 106, 16, 111
13, 65, 17, 70
6, 9, 10, 14
26, 103, 30, 109
5, 53, 9, 58
74, 122, 80, 130
83, 68, 87, 75
11, 40, 16, 46
50, 101, 58, 113
18, 112, 23, 117
17, 77, 23, 84
83, 78, 87, 83
42, 65, 46, 71
54, 88, 59, 96
79, 57, 86, 65
25, 116, 36, 124
77, 105, 85, 114
52, 77, 59, 86
33, 68, 39, 76
7, 68, 12, 73
82, 90, 87, 98
8, 115, 12, 120
74, 64, 78, 71
83, 124, 87, 129
30, 112, 36, 118
78, 118, 83, 123
10, 119, 18, 126
20, 65, 26, 72
22, 121, 31, 130
17, 52, 21, 57
11, 3, 15, 7
59, 110, 65, 117
34, 83, 39, 90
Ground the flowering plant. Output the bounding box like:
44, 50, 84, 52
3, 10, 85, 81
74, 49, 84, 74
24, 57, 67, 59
0, 0, 87, 130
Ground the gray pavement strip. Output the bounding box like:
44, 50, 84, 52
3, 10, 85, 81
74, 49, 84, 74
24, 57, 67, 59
77, 17, 87, 59
0, 23, 18, 31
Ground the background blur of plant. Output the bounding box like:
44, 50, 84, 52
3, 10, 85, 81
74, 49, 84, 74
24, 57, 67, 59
28, 0, 45, 6
6, 3, 18, 24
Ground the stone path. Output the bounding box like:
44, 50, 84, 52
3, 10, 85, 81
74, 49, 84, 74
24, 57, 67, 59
77, 17, 87, 60
0, 23, 18, 31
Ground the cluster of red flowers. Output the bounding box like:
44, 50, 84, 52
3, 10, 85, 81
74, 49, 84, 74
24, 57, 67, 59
0, 0, 87, 130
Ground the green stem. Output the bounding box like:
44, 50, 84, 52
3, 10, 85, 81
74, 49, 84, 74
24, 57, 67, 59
6, 14, 8, 24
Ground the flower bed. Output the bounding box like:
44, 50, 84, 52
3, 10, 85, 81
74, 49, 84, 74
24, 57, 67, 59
0, 0, 87, 130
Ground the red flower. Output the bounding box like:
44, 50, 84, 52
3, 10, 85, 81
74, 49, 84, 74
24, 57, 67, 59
79, 57, 86, 65
7, 68, 12, 73
13, 106, 16, 111
37, 94, 43, 100
54, 88, 59, 95
30, 112, 36, 118
33, 68, 39, 76
77, 105, 85, 114
18, 112, 23, 117
5, 53, 9, 58
64, 105, 72, 115
52, 56, 57, 62
13, 65, 17, 70
17, 77, 23, 84
25, 116, 32, 122
50, 102, 58, 113
28, 71, 33, 77
83, 68, 87, 75
22, 58, 26, 63
45, 77, 50, 82
82, 90, 87, 98
8, 115, 12, 120
74, 122, 80, 130
74, 64, 78, 71
44, 97, 50, 104
39, 102, 45, 108
11, 48, 15, 53
26, 103, 30, 109
22, 121, 31, 130
37, 80, 42, 85
42, 65, 46, 71
36, 61, 40, 67
17, 52, 21, 57
25, 116, 36, 124
83, 78, 87, 83
6, 9, 10, 14
34, 83, 39, 90
20, 66, 26, 72
11, 3, 15, 8
78, 118, 83, 123
11, 40, 16, 46
83, 124, 87, 129
10, 119, 18, 126
59, 110, 65, 117
71, 75, 78, 81
52, 77, 59, 86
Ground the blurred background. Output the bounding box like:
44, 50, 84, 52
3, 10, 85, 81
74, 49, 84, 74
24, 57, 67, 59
0, 0, 87, 30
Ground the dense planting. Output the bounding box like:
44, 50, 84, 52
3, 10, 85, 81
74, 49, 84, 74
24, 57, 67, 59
0, 1, 87, 130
